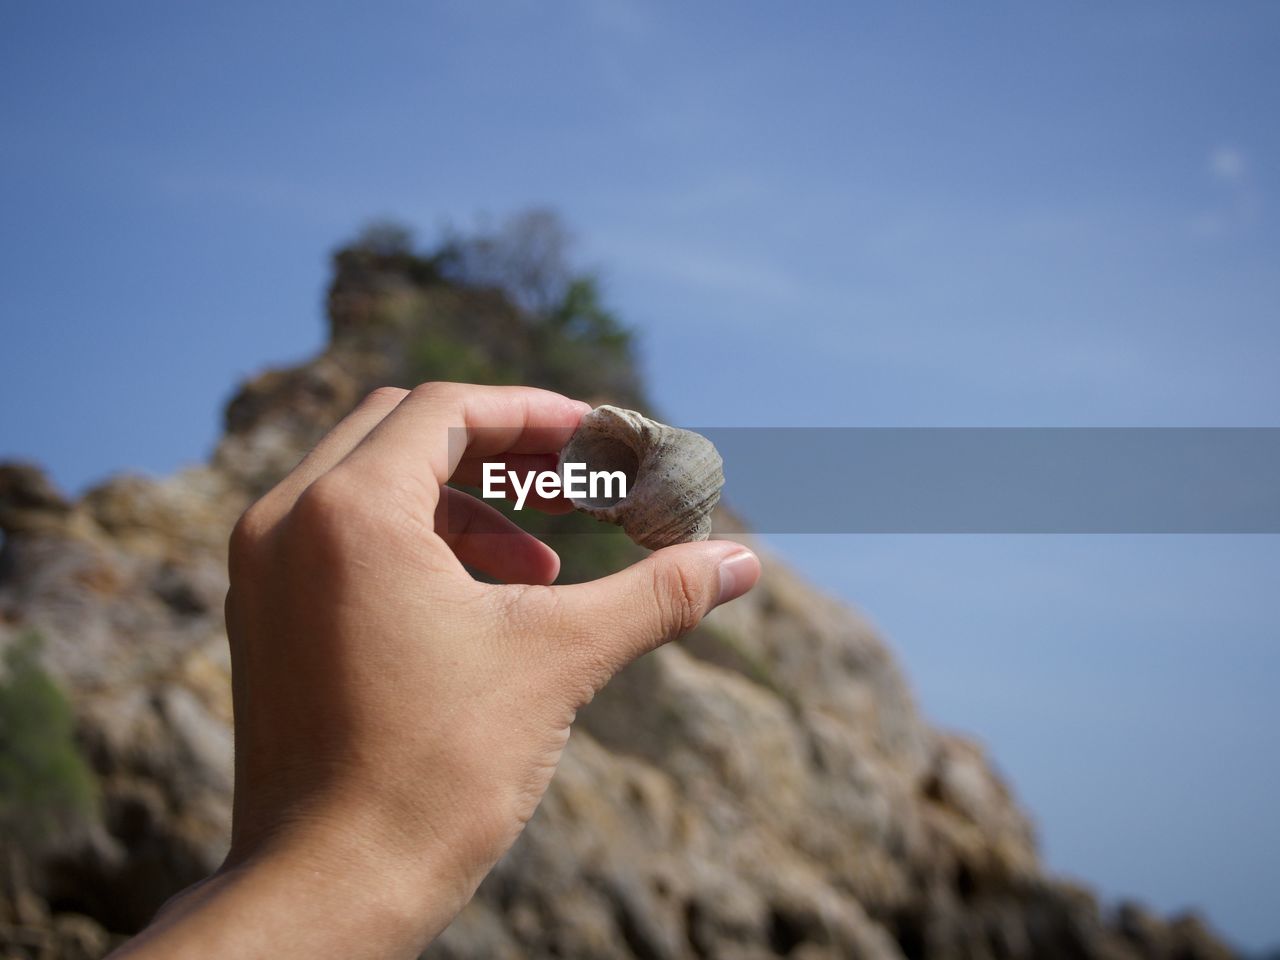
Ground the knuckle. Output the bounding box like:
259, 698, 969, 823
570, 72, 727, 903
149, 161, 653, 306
504, 583, 564, 632
297, 462, 435, 543
228, 500, 272, 565
362, 385, 409, 409
291, 470, 364, 530
409, 381, 462, 404
653, 561, 706, 639
518, 582, 559, 616
281, 470, 382, 566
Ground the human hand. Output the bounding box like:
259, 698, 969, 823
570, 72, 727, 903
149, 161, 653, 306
113, 383, 760, 958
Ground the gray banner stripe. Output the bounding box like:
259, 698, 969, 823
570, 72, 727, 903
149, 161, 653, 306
454, 427, 1280, 533
703, 428, 1280, 533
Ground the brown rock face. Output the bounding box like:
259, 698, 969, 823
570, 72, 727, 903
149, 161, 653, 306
0, 237, 1239, 959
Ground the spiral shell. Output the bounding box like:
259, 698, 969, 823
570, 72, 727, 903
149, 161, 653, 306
558, 405, 724, 550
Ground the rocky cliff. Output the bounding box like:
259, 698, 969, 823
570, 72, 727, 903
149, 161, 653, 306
0, 223, 1238, 959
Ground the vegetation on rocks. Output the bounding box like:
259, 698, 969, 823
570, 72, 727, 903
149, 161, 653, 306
0, 632, 97, 845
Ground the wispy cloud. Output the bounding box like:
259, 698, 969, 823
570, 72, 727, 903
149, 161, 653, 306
1209, 144, 1247, 183
1193, 143, 1262, 238
574, 0, 653, 38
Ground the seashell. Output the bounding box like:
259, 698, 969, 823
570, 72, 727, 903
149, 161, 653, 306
558, 405, 724, 550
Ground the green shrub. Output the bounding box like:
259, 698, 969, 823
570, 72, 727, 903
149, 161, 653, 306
409, 329, 522, 387
0, 632, 98, 843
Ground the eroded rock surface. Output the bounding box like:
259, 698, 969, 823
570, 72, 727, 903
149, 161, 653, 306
0, 240, 1238, 959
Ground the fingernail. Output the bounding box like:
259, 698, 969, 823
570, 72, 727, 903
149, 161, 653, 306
716, 550, 760, 606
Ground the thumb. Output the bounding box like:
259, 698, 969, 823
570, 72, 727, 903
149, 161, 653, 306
554, 539, 761, 673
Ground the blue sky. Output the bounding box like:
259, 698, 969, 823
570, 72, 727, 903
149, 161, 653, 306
2, 1, 1278, 950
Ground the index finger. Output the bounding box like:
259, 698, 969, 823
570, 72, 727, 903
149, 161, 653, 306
337, 382, 590, 508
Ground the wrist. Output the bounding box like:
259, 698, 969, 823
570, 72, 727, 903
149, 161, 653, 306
113, 817, 469, 959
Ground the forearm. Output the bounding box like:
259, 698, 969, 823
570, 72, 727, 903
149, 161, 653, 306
109, 837, 460, 959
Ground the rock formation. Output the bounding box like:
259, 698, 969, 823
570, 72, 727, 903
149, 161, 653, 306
0, 229, 1239, 958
